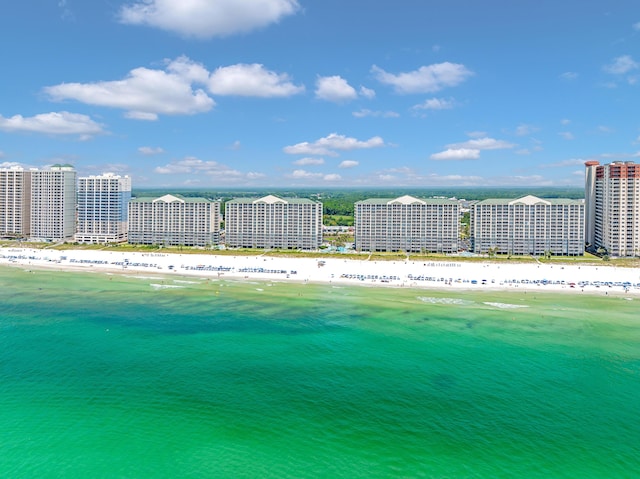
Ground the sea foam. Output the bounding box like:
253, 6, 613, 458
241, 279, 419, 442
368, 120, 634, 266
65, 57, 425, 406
150, 283, 185, 290
417, 296, 475, 306
483, 301, 529, 309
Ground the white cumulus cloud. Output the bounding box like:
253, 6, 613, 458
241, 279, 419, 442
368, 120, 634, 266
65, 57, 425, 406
424, 173, 484, 185
371, 62, 473, 94
352, 109, 399, 118
138, 146, 165, 155
44, 57, 215, 120
289, 169, 322, 179
283, 133, 385, 157
377, 174, 396, 182
154, 156, 258, 181
0, 111, 104, 137
412, 97, 455, 110
542, 158, 587, 168
118, 0, 300, 38
603, 55, 639, 75
0, 161, 23, 168
293, 157, 324, 166
559, 132, 575, 140
58, 0, 74, 20
430, 148, 480, 161
208, 63, 304, 97
560, 72, 578, 80
359, 86, 375, 99
466, 131, 487, 138
315, 76, 357, 103
447, 137, 515, 150
323, 174, 342, 181
338, 160, 359, 169
515, 124, 538, 136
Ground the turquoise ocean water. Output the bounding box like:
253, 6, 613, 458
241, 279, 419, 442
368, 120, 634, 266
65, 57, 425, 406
1, 265, 639, 478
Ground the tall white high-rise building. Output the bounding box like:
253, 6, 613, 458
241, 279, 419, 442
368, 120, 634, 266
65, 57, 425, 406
470, 195, 584, 256
585, 161, 640, 257
128, 194, 220, 247
29, 165, 77, 241
76, 173, 131, 244
0, 167, 31, 238
354, 195, 460, 253
584, 160, 599, 247
225, 195, 323, 250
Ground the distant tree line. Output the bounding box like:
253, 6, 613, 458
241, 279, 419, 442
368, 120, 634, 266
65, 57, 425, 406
133, 187, 584, 219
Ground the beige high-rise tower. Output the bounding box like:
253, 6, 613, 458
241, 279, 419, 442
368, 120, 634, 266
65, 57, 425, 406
585, 161, 640, 257
29, 165, 77, 242
0, 167, 31, 238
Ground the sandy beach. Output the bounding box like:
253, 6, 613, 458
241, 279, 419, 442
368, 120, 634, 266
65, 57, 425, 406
1, 246, 639, 295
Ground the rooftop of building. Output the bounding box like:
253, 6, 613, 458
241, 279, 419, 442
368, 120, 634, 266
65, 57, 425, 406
0, 166, 25, 171
474, 195, 583, 206
79, 172, 130, 179
226, 195, 321, 205
585, 160, 637, 167
356, 195, 459, 206
130, 194, 215, 203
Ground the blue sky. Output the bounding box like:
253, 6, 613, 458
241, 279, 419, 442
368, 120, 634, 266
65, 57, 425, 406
1, 0, 639, 188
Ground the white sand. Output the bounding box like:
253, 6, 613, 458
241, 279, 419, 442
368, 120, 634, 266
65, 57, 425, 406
2, 246, 640, 295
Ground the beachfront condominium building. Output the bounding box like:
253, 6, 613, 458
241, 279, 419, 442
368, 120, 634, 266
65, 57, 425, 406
128, 194, 220, 247
584, 160, 599, 248
470, 195, 585, 256
585, 161, 640, 257
0, 167, 31, 238
354, 195, 460, 253
29, 165, 77, 242
76, 173, 132, 244
225, 195, 323, 250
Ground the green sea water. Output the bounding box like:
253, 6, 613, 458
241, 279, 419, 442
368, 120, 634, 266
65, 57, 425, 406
1, 265, 639, 478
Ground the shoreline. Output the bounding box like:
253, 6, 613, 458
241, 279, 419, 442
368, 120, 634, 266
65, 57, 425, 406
2, 246, 640, 296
